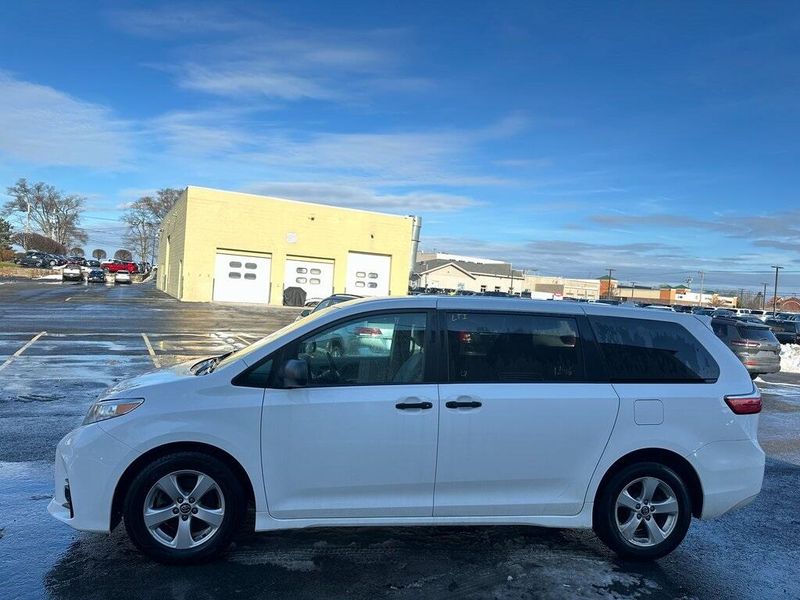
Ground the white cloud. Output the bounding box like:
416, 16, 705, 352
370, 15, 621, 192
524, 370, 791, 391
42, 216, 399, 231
244, 182, 480, 213
0, 71, 132, 169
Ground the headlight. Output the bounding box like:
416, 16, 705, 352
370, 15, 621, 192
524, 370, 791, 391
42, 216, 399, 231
83, 398, 144, 425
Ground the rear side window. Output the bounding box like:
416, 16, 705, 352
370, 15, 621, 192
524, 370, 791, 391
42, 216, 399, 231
590, 316, 719, 383
446, 312, 584, 383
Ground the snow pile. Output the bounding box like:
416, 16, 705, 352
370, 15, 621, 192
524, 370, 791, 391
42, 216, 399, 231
780, 344, 800, 373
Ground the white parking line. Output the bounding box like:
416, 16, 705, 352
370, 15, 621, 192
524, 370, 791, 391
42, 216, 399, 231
141, 333, 161, 368
760, 380, 800, 389
64, 297, 72, 302
234, 335, 253, 346
0, 331, 46, 373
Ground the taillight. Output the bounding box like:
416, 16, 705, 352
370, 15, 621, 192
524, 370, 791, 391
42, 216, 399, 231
724, 395, 762, 415
730, 339, 759, 348
355, 327, 382, 337
458, 331, 472, 343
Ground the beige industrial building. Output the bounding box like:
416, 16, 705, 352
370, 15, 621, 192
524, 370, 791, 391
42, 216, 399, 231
157, 187, 420, 305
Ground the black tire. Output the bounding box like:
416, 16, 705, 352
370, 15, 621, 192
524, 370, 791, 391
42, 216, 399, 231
593, 462, 691, 560
123, 451, 245, 564
750, 373, 759, 380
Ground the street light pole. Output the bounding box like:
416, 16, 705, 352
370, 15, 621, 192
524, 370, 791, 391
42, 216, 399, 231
630, 281, 636, 300
762, 282, 768, 311
772, 265, 783, 316
606, 268, 615, 299
697, 270, 705, 307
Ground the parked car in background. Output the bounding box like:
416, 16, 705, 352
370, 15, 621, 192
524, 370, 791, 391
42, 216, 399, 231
712, 309, 735, 318
67, 256, 87, 266
18, 252, 51, 268
735, 315, 766, 326
643, 304, 674, 311
61, 263, 84, 282
711, 317, 781, 379
295, 293, 362, 320
86, 259, 102, 269
50, 297, 764, 564
114, 271, 132, 284
102, 260, 138, 274
748, 309, 766, 321
86, 269, 106, 283
765, 318, 800, 344
775, 312, 799, 321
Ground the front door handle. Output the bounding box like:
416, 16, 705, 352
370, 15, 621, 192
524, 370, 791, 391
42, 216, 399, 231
396, 401, 433, 410
445, 400, 482, 409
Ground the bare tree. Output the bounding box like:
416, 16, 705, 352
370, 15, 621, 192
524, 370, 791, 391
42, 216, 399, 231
10, 232, 66, 254
69, 247, 85, 257
92, 248, 107, 260
3, 179, 87, 249
123, 199, 157, 263
114, 249, 133, 261
121, 188, 180, 263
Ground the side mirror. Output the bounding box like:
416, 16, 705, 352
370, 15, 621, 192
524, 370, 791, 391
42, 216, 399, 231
283, 359, 309, 388
300, 309, 311, 318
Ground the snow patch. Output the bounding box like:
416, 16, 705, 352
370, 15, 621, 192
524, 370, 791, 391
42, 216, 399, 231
780, 344, 800, 373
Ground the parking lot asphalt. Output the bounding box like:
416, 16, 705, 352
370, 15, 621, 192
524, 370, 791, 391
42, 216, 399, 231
1, 279, 799, 600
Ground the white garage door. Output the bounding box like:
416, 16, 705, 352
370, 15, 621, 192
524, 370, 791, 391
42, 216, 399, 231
213, 252, 271, 304
346, 252, 391, 296
284, 258, 334, 302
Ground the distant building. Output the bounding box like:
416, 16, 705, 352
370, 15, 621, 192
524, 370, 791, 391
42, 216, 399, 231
416, 253, 524, 294
415, 252, 600, 299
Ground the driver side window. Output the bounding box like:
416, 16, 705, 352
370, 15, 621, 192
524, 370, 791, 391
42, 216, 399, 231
286, 312, 428, 387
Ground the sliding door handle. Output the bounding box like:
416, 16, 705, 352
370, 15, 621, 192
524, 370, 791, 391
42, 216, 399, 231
445, 400, 482, 409
396, 401, 433, 410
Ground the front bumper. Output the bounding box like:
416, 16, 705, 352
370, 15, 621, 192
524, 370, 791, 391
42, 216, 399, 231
48, 424, 133, 532
689, 439, 765, 519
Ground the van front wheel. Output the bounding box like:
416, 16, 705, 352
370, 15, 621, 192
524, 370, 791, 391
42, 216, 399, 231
594, 462, 691, 560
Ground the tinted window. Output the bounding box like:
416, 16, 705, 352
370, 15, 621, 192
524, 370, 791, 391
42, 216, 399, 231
280, 312, 427, 387
446, 313, 584, 383
590, 316, 719, 383
736, 326, 776, 341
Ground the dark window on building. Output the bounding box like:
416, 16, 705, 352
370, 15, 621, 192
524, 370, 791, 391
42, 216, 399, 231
590, 316, 719, 383
446, 313, 584, 383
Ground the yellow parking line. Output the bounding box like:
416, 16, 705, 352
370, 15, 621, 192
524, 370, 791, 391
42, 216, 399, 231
141, 333, 161, 368
0, 331, 46, 373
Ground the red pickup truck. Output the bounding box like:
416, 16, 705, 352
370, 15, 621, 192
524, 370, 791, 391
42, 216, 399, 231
101, 260, 138, 273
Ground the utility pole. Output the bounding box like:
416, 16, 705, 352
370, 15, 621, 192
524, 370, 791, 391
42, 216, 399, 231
739, 288, 745, 308
762, 282, 768, 311
509, 262, 514, 295
606, 268, 615, 299
630, 281, 636, 300
772, 265, 783, 316
697, 271, 705, 307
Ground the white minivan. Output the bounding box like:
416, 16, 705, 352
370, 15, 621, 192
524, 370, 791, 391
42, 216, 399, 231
49, 297, 765, 563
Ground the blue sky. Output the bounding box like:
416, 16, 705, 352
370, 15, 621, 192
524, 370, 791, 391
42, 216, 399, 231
1, 1, 800, 291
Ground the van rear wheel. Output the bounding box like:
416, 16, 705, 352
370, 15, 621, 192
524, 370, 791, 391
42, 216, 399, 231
594, 462, 691, 560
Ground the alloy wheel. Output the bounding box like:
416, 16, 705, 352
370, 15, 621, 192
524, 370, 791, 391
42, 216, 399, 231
614, 476, 679, 547
143, 470, 225, 549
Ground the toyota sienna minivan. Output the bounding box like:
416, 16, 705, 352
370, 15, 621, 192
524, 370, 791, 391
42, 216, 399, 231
49, 297, 764, 563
